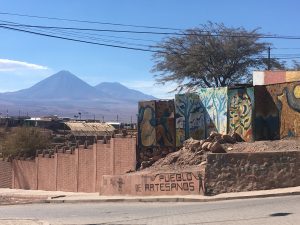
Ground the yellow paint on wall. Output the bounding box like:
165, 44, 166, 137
294, 85, 300, 98
286, 71, 300, 82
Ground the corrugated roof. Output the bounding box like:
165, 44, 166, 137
64, 122, 115, 136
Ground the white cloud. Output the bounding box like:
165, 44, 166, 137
0, 59, 48, 72
122, 80, 178, 99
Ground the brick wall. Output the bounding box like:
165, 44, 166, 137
8, 137, 136, 192
12, 160, 37, 190
0, 160, 12, 188
205, 151, 300, 195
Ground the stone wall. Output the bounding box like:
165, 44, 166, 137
205, 151, 300, 195
0, 160, 12, 188
10, 137, 136, 192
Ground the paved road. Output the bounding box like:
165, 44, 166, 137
0, 195, 299, 225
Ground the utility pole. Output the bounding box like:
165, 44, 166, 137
267, 47, 271, 70
102, 116, 104, 123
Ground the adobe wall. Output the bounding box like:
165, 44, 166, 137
12, 160, 37, 190
37, 155, 57, 191
100, 169, 205, 196
205, 151, 300, 195
0, 160, 12, 188
78, 145, 96, 192
96, 141, 112, 192
9, 137, 136, 192
56, 152, 78, 192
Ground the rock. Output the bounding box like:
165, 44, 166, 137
150, 155, 161, 162
231, 132, 244, 142
201, 142, 211, 151
210, 142, 226, 153
222, 134, 236, 144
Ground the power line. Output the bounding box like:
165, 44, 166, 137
0, 25, 162, 53
0, 11, 182, 31
2, 21, 300, 40
2, 23, 300, 60
0, 19, 158, 43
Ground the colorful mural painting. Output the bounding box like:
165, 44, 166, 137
198, 87, 228, 136
228, 88, 254, 142
138, 101, 156, 147
175, 93, 205, 146
254, 86, 279, 140
266, 82, 300, 138
155, 100, 175, 147
138, 100, 175, 148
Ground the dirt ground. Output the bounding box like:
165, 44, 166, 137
142, 135, 300, 172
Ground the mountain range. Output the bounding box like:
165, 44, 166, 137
0, 70, 156, 121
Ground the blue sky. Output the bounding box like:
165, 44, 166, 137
0, 0, 299, 98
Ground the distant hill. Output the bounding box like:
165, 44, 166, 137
0, 70, 157, 121
2, 70, 109, 100
94, 82, 155, 102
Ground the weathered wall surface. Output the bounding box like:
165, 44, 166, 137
0, 161, 12, 188
255, 82, 300, 139
228, 87, 254, 142
138, 100, 175, 166
254, 86, 280, 140
155, 100, 175, 149
100, 170, 205, 196
175, 93, 205, 146
205, 151, 300, 195
198, 87, 228, 136
138, 101, 156, 148
253, 71, 300, 86
10, 137, 136, 192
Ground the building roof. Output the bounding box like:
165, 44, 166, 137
64, 122, 115, 136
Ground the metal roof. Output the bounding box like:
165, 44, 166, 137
64, 122, 115, 136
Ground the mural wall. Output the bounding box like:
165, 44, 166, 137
138, 101, 156, 148
138, 100, 175, 165
198, 87, 228, 136
228, 87, 254, 142
155, 100, 176, 148
254, 86, 279, 140
265, 82, 300, 138
175, 93, 205, 146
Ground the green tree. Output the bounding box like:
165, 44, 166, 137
1, 127, 51, 157
152, 22, 284, 91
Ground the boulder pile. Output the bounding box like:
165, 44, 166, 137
140, 132, 242, 170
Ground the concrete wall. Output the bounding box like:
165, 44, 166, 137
205, 151, 300, 195
10, 137, 136, 192
0, 160, 12, 188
